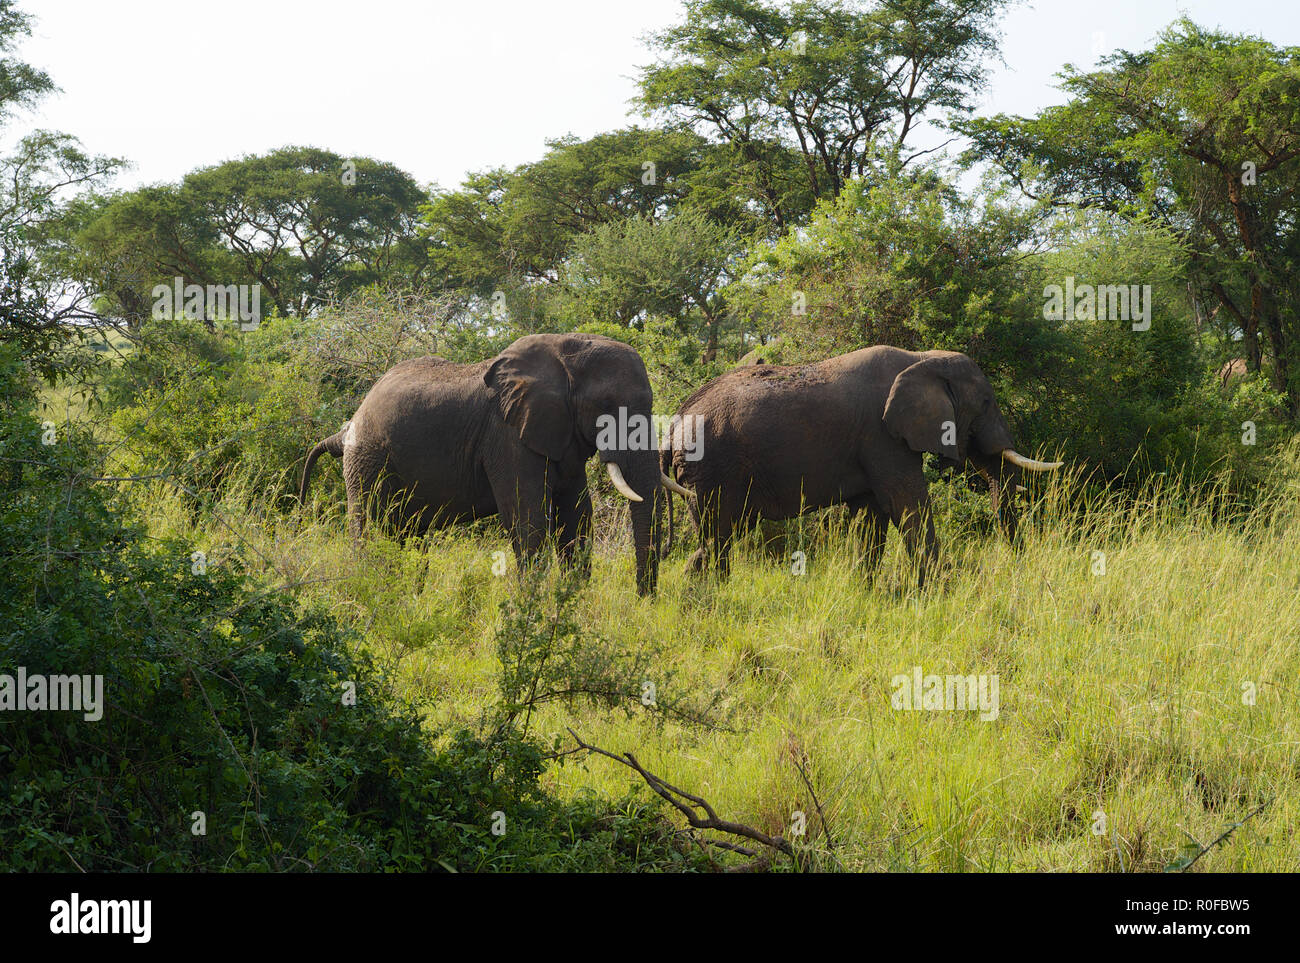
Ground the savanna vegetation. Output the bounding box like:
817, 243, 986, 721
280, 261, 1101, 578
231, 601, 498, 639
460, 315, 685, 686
2, 0, 1298, 871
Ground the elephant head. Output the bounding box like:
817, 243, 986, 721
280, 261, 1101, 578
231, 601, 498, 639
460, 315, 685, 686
882, 352, 1060, 540
484, 333, 669, 594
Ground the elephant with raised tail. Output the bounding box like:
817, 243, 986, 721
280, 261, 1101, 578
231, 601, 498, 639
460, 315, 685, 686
661, 346, 1061, 585
300, 333, 690, 595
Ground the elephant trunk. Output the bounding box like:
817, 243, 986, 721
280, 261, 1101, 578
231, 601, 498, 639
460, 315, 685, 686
616, 448, 662, 596
974, 460, 1019, 543
972, 413, 1048, 543
989, 471, 1018, 543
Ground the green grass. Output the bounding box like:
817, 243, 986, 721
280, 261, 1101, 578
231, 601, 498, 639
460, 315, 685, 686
129, 464, 1300, 873
36, 328, 134, 426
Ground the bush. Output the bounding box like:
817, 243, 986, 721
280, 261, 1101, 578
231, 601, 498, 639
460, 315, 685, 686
0, 343, 707, 871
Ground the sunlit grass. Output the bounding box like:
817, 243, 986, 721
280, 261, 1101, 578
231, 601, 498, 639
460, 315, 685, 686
144, 467, 1300, 871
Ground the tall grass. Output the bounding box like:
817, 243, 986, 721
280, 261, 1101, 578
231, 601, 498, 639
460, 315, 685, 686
137, 465, 1299, 871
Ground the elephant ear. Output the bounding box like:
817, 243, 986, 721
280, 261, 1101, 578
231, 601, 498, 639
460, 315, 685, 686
484, 339, 574, 460
882, 357, 962, 461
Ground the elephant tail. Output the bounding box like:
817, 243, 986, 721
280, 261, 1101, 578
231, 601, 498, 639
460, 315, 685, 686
660, 446, 674, 557
299, 427, 347, 504
666, 478, 674, 557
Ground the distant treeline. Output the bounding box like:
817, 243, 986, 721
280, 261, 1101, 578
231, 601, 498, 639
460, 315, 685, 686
6, 1, 1300, 496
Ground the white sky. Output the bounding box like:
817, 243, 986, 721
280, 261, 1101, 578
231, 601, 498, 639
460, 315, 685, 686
12, 0, 1300, 193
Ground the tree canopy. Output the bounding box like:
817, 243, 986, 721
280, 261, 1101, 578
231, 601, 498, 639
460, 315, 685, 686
422, 126, 760, 293
70, 146, 428, 325
0, 0, 122, 377
960, 19, 1300, 414
638, 0, 1013, 227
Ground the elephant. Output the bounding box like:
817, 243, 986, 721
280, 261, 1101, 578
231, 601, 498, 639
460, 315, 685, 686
661, 345, 1062, 584
299, 332, 691, 595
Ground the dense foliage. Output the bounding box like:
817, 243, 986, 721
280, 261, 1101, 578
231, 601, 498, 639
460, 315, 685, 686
0, 344, 717, 871
959, 19, 1300, 415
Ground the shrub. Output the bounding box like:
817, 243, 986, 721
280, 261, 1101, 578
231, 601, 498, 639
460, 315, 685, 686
0, 344, 707, 871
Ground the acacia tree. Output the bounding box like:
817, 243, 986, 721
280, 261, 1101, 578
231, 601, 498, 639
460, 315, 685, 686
959, 19, 1300, 415
422, 127, 759, 295
71, 147, 429, 325
0, 1, 123, 377
637, 0, 1012, 230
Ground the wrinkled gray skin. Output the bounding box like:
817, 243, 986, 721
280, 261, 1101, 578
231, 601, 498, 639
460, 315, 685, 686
663, 346, 1023, 586
301, 333, 666, 595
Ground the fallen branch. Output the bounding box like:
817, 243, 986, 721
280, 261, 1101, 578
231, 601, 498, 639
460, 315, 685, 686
791, 752, 835, 853
1172, 798, 1271, 873
568, 729, 805, 871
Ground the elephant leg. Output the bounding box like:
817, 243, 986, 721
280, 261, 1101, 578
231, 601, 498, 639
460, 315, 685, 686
346, 489, 365, 541
758, 517, 787, 561
689, 491, 736, 578
342, 454, 367, 541
847, 492, 889, 573
488, 465, 552, 577
553, 485, 592, 579
889, 488, 939, 588
685, 494, 709, 575
711, 506, 738, 579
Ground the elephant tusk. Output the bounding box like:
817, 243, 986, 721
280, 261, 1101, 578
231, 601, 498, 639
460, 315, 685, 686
606, 462, 643, 502
1001, 449, 1063, 472
1016, 484, 1028, 492
661, 472, 694, 498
